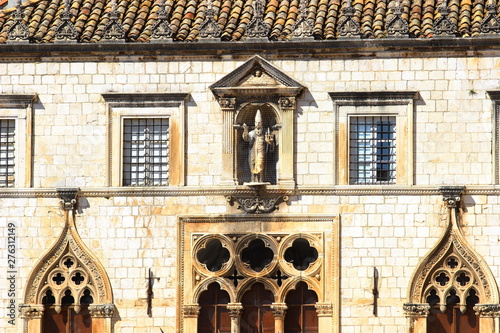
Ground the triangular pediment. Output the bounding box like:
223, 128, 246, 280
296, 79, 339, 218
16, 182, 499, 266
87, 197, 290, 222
210, 55, 304, 96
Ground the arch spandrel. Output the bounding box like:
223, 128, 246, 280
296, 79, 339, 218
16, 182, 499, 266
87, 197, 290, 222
24, 223, 113, 306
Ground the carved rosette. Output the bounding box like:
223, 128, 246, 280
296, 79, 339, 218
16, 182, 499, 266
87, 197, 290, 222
182, 304, 201, 318
480, 2, 500, 33
227, 303, 244, 317
315, 302, 333, 316
271, 303, 288, 318
433, 4, 456, 36
57, 188, 80, 211
439, 186, 465, 209
219, 98, 236, 111
403, 303, 430, 318
19, 304, 44, 319
474, 304, 500, 317
88, 304, 115, 318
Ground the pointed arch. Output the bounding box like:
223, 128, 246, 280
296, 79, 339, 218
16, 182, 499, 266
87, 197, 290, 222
24, 224, 113, 306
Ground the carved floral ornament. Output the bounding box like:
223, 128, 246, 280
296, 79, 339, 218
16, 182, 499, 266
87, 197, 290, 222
191, 233, 323, 305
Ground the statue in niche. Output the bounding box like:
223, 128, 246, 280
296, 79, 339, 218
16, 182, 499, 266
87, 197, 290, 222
242, 109, 275, 183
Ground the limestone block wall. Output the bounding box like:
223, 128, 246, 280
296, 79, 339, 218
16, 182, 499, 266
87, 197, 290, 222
0, 53, 499, 332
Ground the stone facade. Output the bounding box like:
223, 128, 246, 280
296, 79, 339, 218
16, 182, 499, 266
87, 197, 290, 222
2, 34, 500, 333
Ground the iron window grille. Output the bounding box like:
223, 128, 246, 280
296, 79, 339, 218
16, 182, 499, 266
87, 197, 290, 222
0, 119, 15, 187
123, 118, 169, 186
349, 116, 396, 185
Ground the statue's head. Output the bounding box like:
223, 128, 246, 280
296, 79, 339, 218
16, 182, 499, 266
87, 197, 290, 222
254, 109, 263, 135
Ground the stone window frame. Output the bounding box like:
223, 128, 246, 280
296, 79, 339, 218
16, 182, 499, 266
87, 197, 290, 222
102, 93, 188, 187
330, 91, 417, 186
0, 94, 36, 188
487, 91, 500, 184
178, 215, 338, 333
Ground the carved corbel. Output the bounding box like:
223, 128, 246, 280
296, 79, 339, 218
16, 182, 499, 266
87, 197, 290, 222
19, 304, 44, 319
56, 188, 80, 211
439, 186, 465, 209
474, 304, 500, 317
182, 304, 201, 318
403, 303, 430, 318
226, 184, 289, 214
88, 304, 115, 318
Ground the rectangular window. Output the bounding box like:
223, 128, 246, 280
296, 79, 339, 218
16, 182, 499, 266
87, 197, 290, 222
0, 119, 15, 187
349, 116, 396, 184
122, 118, 169, 186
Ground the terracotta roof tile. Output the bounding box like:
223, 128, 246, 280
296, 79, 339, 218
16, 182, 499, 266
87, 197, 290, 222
1, 0, 500, 43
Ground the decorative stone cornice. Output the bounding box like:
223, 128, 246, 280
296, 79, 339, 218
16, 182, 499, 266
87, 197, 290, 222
19, 304, 44, 319
103, 1, 126, 42
291, 0, 313, 39
226, 303, 244, 317
433, 1, 456, 37
7, 1, 30, 44
386, 0, 408, 37
88, 304, 115, 318
102, 93, 189, 108
403, 303, 430, 318
481, 1, 500, 34
439, 186, 465, 208
474, 304, 500, 317
56, 188, 80, 211
199, 0, 221, 40
315, 302, 334, 316
0, 94, 37, 109
246, 0, 269, 39
55, 0, 78, 42
337, 0, 360, 38
270, 303, 287, 318
182, 304, 201, 318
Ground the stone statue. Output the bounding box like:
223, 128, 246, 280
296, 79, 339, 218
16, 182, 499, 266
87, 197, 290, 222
242, 109, 275, 183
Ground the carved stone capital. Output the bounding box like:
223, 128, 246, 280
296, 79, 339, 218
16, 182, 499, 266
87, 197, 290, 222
279, 97, 296, 110
271, 303, 287, 318
219, 98, 236, 111
19, 304, 44, 319
182, 304, 201, 318
403, 303, 430, 318
227, 303, 244, 317
474, 304, 500, 317
57, 187, 80, 211
315, 302, 333, 316
439, 186, 465, 208
88, 304, 115, 318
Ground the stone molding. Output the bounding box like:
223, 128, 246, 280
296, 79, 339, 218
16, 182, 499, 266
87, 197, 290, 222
0, 94, 37, 108
403, 303, 430, 318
